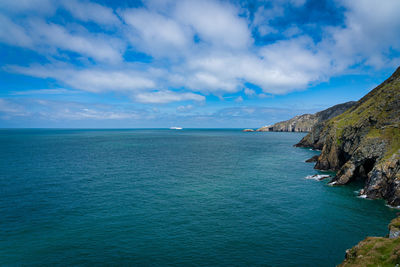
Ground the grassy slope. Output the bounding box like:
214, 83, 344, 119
339, 237, 400, 267
325, 69, 400, 160
340, 218, 400, 267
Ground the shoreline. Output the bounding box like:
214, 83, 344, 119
296, 139, 400, 266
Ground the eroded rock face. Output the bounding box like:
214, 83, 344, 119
305, 155, 319, 163
296, 66, 400, 205
364, 153, 400, 206
256, 101, 356, 133
389, 217, 400, 238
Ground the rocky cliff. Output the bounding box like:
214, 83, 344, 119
296, 67, 400, 206
256, 101, 356, 132
339, 217, 400, 266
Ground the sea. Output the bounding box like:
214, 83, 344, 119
0, 129, 397, 266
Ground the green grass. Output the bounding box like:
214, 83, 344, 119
390, 218, 400, 230
326, 79, 400, 157
339, 237, 400, 267
365, 127, 400, 160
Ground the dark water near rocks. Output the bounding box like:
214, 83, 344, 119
0, 129, 397, 266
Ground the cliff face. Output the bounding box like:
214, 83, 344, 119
256, 101, 356, 132
296, 67, 400, 206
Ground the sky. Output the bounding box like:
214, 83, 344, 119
0, 0, 399, 128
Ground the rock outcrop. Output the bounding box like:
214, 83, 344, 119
256, 101, 356, 132
296, 67, 400, 206
339, 217, 400, 266
242, 129, 255, 132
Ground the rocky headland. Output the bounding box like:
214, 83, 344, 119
256, 101, 356, 132
296, 67, 400, 206
294, 67, 400, 266
250, 68, 400, 265
339, 216, 400, 266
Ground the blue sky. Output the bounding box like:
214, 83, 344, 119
0, 0, 399, 128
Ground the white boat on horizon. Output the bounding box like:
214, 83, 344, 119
169, 127, 183, 130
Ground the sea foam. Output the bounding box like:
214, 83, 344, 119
305, 174, 330, 181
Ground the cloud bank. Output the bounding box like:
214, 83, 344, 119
0, 0, 399, 126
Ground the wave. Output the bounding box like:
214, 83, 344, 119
386, 204, 400, 209
305, 174, 330, 181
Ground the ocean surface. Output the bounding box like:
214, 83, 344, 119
0, 129, 397, 266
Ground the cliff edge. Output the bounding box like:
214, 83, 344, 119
257, 101, 356, 132
339, 217, 400, 266
296, 67, 400, 206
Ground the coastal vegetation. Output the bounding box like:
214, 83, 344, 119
255, 102, 356, 133
296, 67, 400, 206
339, 217, 400, 267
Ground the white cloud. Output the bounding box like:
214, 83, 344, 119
185, 71, 239, 93
135, 90, 205, 104
259, 93, 273, 99
0, 0, 56, 15
0, 97, 322, 128
8, 65, 156, 93
283, 25, 302, 37
63, 69, 156, 93
61, 0, 120, 25
180, 37, 331, 94
0, 99, 145, 121
121, 8, 191, 57
2, 0, 400, 110
61, 107, 140, 120
174, 0, 252, 49
244, 88, 256, 96
0, 14, 33, 47
177, 104, 194, 112
252, 5, 282, 36
10, 88, 75, 95
235, 96, 243, 102
0, 16, 124, 63
0, 99, 30, 117
323, 0, 400, 68
29, 20, 124, 63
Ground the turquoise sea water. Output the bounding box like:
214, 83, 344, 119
0, 129, 397, 266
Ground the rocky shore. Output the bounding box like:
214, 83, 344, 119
290, 67, 400, 266
296, 67, 400, 206
246, 67, 400, 265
